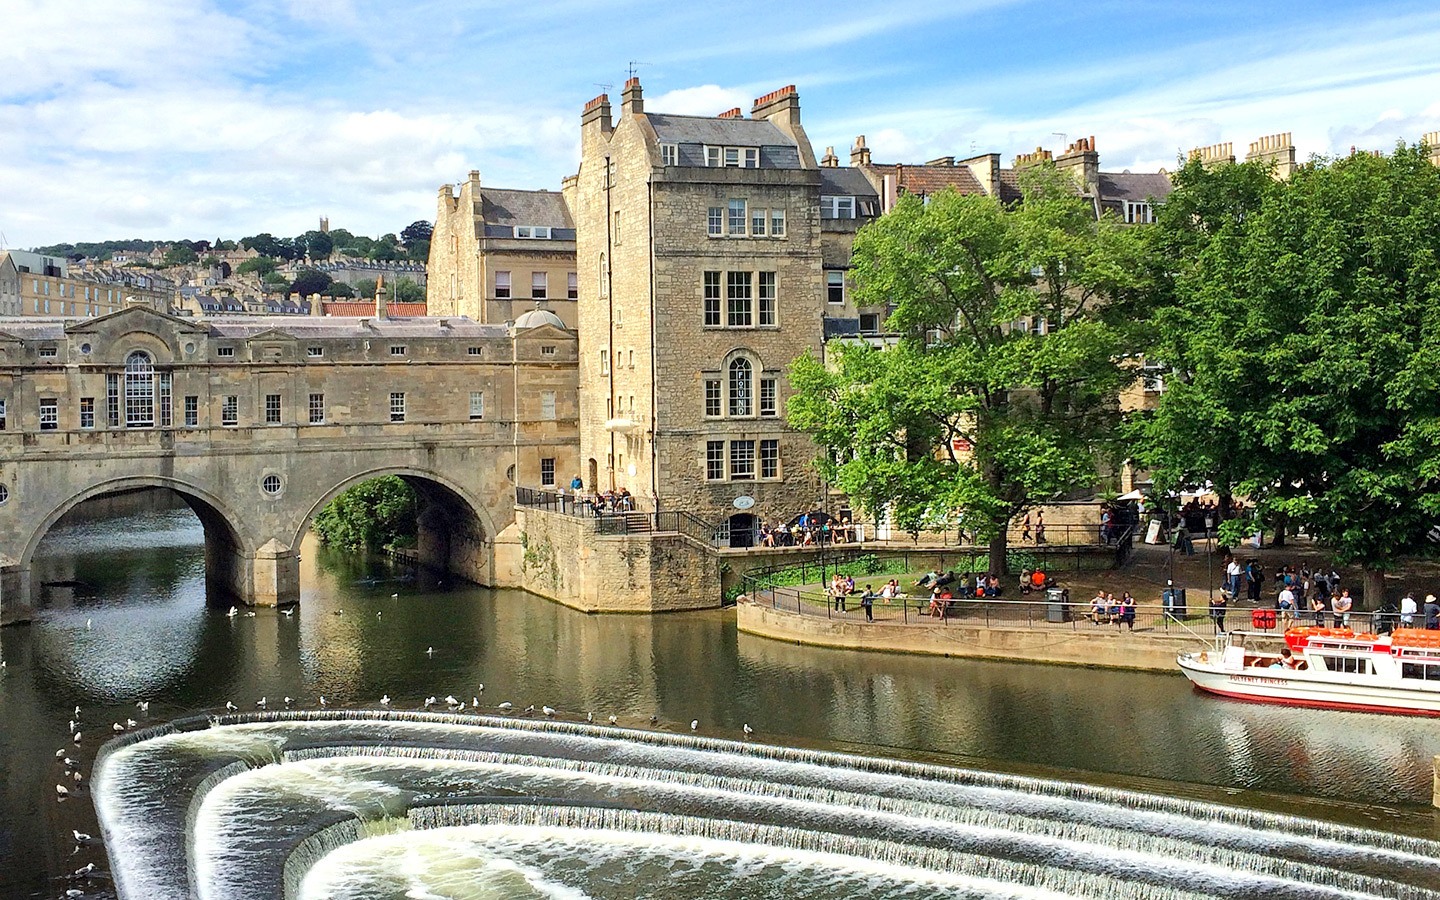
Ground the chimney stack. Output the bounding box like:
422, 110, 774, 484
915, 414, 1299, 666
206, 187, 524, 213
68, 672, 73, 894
716, 107, 742, 119
1422, 130, 1440, 167
1188, 142, 1235, 169
1012, 147, 1054, 169
751, 84, 799, 127
820, 146, 839, 167
375, 274, 388, 320
581, 93, 612, 134
851, 135, 871, 167
1245, 132, 1296, 179
1055, 135, 1099, 191
621, 77, 643, 116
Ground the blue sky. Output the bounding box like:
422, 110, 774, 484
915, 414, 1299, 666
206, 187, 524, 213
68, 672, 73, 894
4, 0, 1440, 248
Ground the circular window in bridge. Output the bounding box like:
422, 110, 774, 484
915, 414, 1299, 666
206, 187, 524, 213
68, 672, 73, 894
261, 475, 282, 496
79, 343, 92, 355
0, 484, 8, 505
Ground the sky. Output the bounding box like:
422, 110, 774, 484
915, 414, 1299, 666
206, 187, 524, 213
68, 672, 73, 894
4, 0, 1440, 249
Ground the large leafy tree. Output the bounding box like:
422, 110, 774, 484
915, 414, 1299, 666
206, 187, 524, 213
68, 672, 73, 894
790, 168, 1147, 573
1138, 145, 1440, 604
312, 476, 418, 551
290, 268, 333, 297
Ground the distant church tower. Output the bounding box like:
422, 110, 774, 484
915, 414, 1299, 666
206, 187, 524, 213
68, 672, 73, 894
319, 216, 330, 234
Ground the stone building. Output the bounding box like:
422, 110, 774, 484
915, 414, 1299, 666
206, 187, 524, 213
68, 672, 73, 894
0, 250, 170, 318
569, 79, 827, 540
427, 171, 578, 328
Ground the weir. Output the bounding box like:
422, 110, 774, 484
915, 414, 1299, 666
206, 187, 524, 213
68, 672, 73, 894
91, 712, 1440, 900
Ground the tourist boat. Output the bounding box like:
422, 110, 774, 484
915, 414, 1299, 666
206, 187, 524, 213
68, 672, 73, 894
1177, 626, 1440, 715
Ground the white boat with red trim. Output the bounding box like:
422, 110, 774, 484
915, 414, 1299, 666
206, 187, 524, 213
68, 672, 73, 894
1177, 626, 1440, 715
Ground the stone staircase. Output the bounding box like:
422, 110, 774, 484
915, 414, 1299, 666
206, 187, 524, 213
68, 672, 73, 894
622, 512, 653, 534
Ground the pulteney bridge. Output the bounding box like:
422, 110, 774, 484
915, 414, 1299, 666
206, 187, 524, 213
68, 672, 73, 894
0, 305, 577, 624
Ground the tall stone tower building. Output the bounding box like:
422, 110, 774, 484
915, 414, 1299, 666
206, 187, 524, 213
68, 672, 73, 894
571, 79, 825, 538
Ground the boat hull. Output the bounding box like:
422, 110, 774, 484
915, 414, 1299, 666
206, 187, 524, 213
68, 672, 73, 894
1177, 654, 1440, 716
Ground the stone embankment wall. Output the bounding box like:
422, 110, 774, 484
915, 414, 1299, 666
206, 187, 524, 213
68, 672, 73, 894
736, 602, 1205, 672
496, 507, 721, 612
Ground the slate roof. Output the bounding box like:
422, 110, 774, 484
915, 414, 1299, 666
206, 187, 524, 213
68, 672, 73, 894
1097, 172, 1173, 203
645, 113, 794, 149
818, 168, 877, 198
479, 189, 574, 229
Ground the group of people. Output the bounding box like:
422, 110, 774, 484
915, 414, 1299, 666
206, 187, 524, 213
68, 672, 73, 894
829, 575, 909, 622
760, 516, 860, 548
1087, 591, 1138, 630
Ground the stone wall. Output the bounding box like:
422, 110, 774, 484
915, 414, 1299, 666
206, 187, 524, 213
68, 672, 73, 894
504, 507, 722, 612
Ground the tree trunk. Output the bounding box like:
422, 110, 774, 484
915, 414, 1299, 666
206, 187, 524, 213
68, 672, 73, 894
1272, 515, 1288, 548
988, 527, 1009, 577
1362, 567, 1387, 611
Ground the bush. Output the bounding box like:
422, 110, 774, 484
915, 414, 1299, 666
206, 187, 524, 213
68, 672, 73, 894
311, 476, 418, 551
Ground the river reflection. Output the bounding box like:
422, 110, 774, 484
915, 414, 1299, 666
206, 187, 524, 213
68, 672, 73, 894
4, 508, 1440, 897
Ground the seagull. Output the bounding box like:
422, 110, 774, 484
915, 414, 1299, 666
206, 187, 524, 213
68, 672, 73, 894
376, 611, 382, 618
226, 606, 238, 618
55, 748, 67, 759
391, 592, 399, 599
69, 862, 95, 879
72, 829, 93, 845
73, 732, 82, 744
472, 696, 479, 708
135, 700, 149, 713
608, 715, 618, 725
73, 771, 83, 783
56, 784, 70, 797
255, 698, 267, 709
318, 695, 328, 708
690, 720, 699, 731
444, 695, 459, 707
283, 696, 293, 707
423, 696, 436, 708
379, 694, 391, 706
476, 683, 484, 692
743, 724, 754, 736
63, 757, 77, 769
126, 718, 137, 727
542, 706, 555, 717
66, 890, 84, 899
586, 712, 594, 723
498, 701, 513, 711
74, 705, 82, 718
245, 611, 256, 618
283, 608, 295, 618
69, 720, 78, 733
524, 705, 535, 715
650, 715, 658, 725
425, 647, 434, 657
85, 618, 92, 630
224, 701, 237, 712
112, 723, 124, 733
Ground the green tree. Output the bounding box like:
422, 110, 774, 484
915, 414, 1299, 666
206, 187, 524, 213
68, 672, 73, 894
324, 282, 355, 298
1138, 145, 1440, 605
355, 278, 378, 299
237, 256, 278, 277
392, 277, 424, 304
789, 171, 1146, 574
301, 229, 334, 260
400, 220, 433, 245
162, 244, 199, 266
406, 239, 430, 263
290, 268, 333, 297
311, 476, 419, 551
262, 271, 290, 291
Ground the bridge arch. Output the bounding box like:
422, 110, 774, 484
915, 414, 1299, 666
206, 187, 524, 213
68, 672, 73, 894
20, 476, 254, 606
292, 466, 501, 588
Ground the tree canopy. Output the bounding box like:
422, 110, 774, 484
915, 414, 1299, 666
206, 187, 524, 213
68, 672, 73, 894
311, 476, 418, 551
290, 268, 333, 297
1134, 146, 1440, 602
789, 168, 1147, 572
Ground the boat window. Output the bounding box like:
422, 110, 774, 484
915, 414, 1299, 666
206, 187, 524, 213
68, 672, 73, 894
1401, 662, 1440, 680
1316, 655, 1371, 675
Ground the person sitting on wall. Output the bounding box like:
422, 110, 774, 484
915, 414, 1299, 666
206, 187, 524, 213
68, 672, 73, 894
1117, 592, 1137, 631
1088, 593, 1109, 625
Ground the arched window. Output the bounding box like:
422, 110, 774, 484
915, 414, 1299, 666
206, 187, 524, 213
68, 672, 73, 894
124, 351, 155, 428
728, 357, 753, 417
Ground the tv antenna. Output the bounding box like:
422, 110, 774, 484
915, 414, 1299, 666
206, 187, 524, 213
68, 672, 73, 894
1052, 131, 1068, 149
594, 82, 614, 93
627, 60, 649, 80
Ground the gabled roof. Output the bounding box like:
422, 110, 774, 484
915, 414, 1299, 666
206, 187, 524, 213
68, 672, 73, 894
888, 164, 987, 197
64, 304, 208, 335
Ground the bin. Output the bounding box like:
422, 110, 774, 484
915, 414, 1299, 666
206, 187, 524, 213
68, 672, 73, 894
1162, 587, 1187, 620
1046, 587, 1069, 623
1251, 608, 1277, 630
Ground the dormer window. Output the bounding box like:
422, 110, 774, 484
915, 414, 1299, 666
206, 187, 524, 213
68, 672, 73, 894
38, 346, 57, 358
821, 195, 856, 219
704, 146, 759, 168
514, 226, 552, 239
1124, 201, 1154, 224
660, 143, 678, 166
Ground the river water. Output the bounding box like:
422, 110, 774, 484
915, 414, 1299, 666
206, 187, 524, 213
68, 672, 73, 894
4, 507, 1440, 898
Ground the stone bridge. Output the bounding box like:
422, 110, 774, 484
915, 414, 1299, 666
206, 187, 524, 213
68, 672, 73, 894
0, 306, 577, 624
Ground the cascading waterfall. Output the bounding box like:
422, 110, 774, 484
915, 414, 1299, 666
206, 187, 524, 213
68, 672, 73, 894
91, 711, 1440, 900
